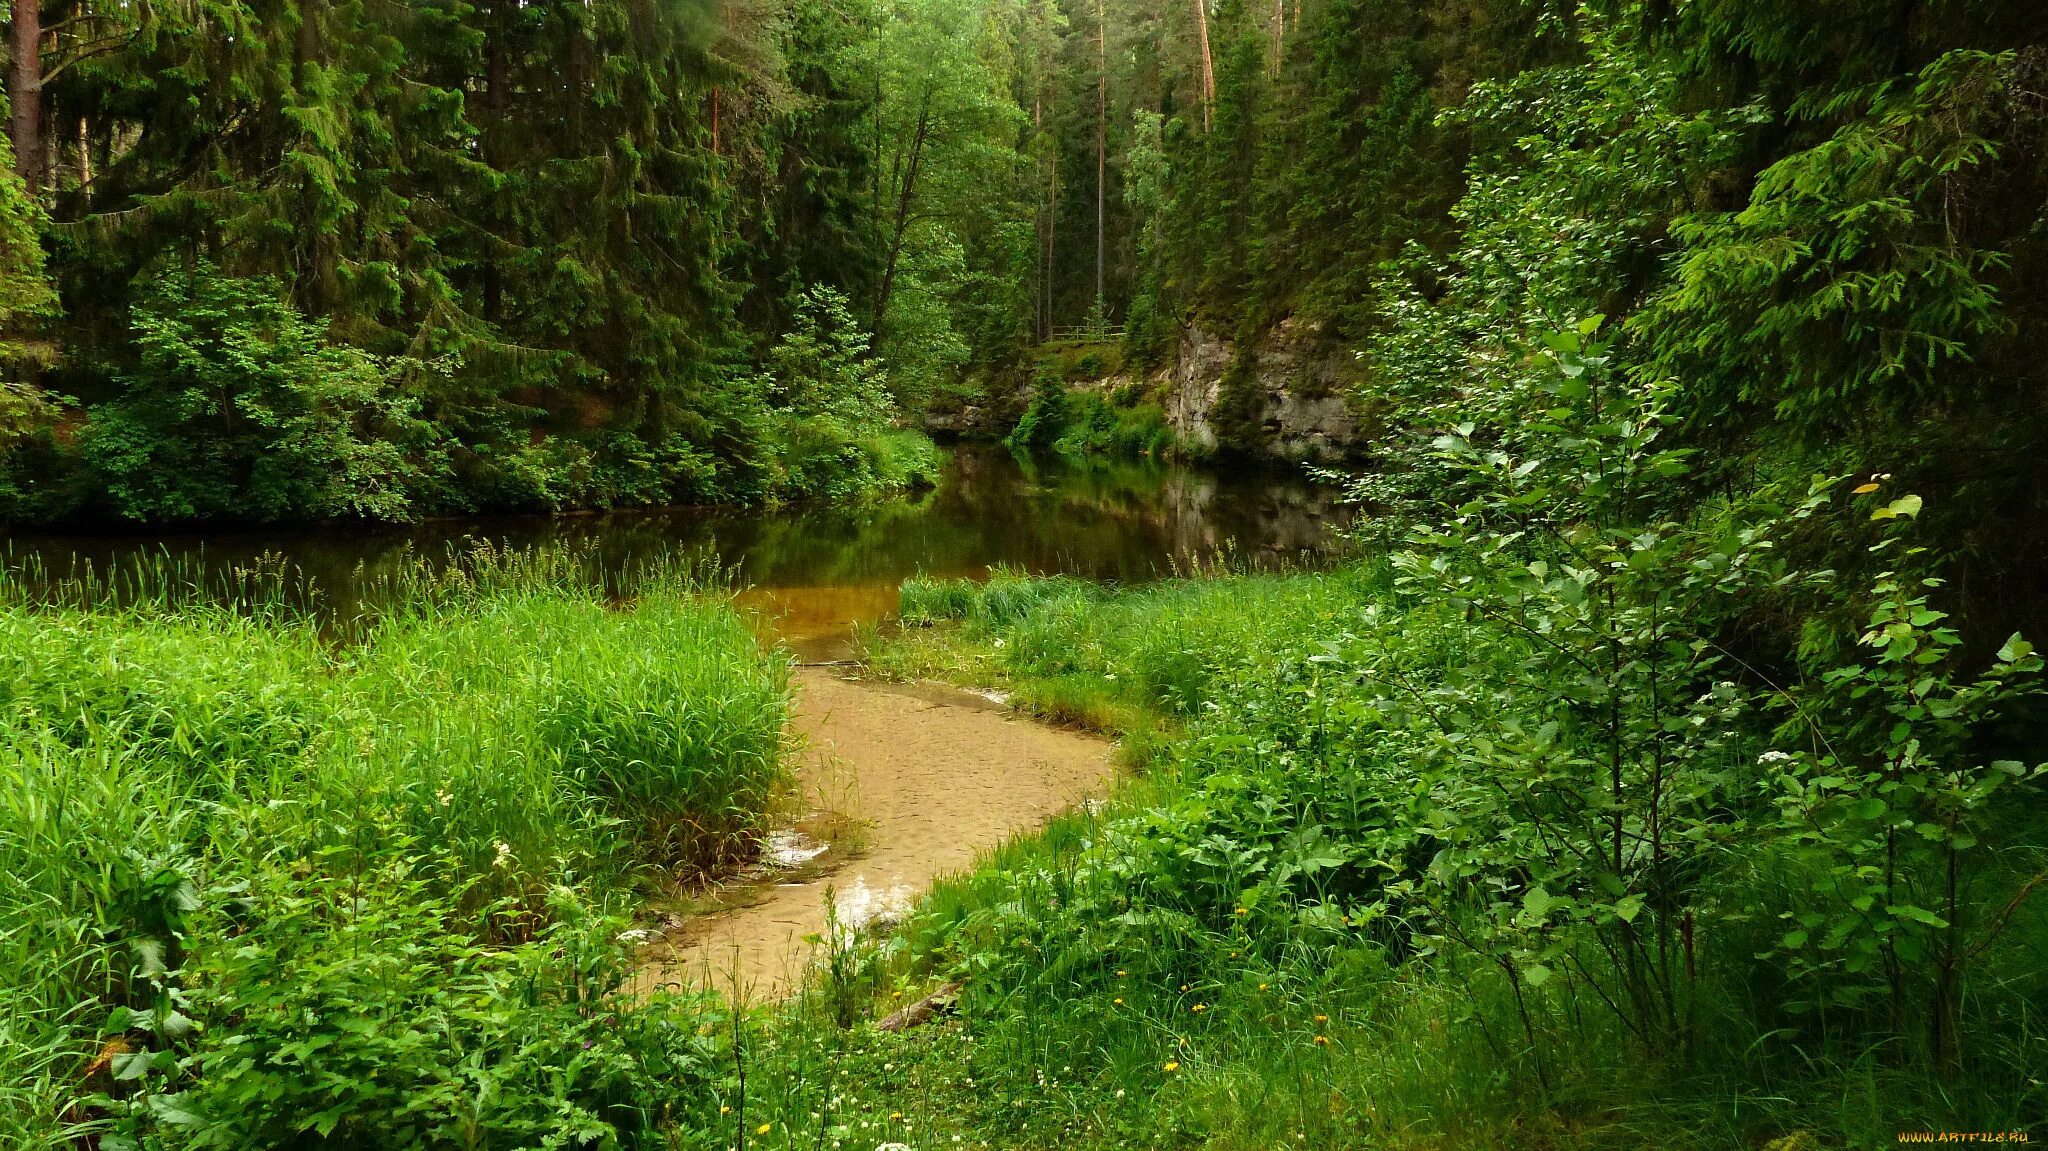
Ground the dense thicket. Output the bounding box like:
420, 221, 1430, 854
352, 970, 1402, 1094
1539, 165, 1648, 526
0, 0, 962, 521
964, 0, 2048, 630
13, 0, 2043, 559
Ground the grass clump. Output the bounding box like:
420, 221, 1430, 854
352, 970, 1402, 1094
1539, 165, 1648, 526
360, 578, 787, 882
0, 546, 789, 1148
885, 563, 1384, 725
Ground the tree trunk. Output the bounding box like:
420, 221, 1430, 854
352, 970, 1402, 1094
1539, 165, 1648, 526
9, 0, 42, 191
1192, 0, 1214, 130
1094, 0, 1106, 314
873, 91, 932, 342
483, 5, 507, 323
1269, 0, 1284, 77
1033, 91, 1044, 339
1045, 141, 1057, 334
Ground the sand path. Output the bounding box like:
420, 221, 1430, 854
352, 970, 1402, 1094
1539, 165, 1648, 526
631, 666, 1113, 1000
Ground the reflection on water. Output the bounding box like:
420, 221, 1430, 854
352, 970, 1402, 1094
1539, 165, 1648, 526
4, 445, 1349, 656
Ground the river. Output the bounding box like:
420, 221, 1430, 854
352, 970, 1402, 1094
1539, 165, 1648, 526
6, 444, 1350, 659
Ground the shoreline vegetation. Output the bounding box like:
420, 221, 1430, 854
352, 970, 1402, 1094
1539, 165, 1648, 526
8, 461, 2043, 1147
850, 532, 2048, 1145
0, 546, 794, 1147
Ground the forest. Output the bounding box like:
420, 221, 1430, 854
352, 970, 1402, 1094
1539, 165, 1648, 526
4, 0, 2048, 1147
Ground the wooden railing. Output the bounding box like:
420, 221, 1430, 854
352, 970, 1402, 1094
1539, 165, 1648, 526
1043, 325, 1124, 343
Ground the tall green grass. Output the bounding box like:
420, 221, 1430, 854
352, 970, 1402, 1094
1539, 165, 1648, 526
0, 546, 790, 1147
890, 563, 1389, 725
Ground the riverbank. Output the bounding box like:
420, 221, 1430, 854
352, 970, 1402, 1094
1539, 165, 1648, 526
0, 445, 1346, 647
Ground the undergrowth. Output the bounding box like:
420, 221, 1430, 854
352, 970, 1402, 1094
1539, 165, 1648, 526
834, 326, 2048, 1149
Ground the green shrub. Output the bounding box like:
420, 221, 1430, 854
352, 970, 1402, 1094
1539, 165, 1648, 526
1051, 392, 1175, 458
1007, 368, 1178, 460
1004, 366, 1069, 453
95, 857, 729, 1150
81, 263, 445, 524
751, 285, 943, 502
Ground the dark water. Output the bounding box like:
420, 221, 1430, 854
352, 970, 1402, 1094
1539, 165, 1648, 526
4, 445, 1348, 657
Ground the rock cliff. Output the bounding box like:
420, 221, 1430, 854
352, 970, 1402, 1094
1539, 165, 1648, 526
1162, 319, 1362, 462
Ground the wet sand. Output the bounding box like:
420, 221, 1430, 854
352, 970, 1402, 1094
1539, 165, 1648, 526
631, 666, 1113, 1000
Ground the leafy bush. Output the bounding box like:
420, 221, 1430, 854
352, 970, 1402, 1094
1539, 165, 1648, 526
1052, 391, 1175, 458
81, 264, 446, 523
95, 859, 728, 1150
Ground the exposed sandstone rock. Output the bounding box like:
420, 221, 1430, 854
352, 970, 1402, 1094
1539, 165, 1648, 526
1164, 318, 1361, 463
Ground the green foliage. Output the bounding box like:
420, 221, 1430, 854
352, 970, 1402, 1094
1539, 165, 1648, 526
754, 285, 944, 500
1004, 364, 1071, 453
0, 122, 57, 371
96, 863, 726, 1150
871, 315, 2048, 1142
3, 0, 979, 525
1640, 49, 2020, 440
867, 0, 1028, 380
764, 286, 895, 429
1764, 537, 2045, 1046
1050, 390, 1174, 458
0, 546, 789, 1147
1001, 360, 1174, 460
81, 265, 443, 523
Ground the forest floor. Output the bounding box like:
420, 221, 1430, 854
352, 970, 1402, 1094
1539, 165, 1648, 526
631, 667, 1114, 1000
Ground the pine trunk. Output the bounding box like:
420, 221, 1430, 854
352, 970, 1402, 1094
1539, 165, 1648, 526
1095, 0, 1107, 312
1269, 0, 1284, 77
1046, 145, 1057, 331
9, 0, 42, 191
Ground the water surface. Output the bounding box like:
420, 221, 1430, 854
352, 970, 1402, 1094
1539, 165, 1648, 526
7, 446, 1348, 657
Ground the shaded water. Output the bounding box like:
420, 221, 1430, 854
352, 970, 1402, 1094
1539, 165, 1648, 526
4, 445, 1347, 657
